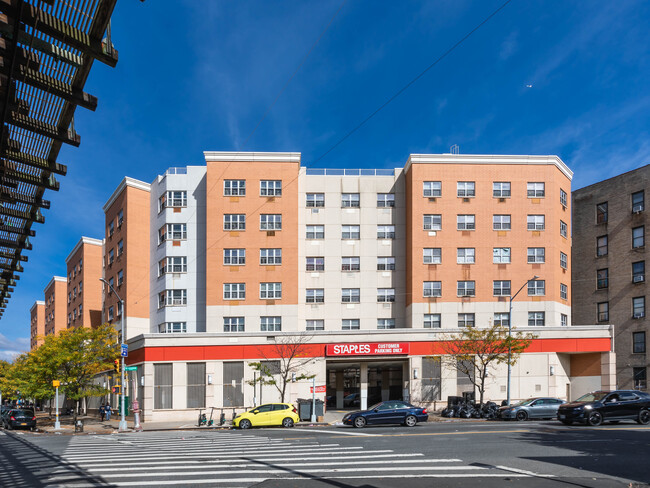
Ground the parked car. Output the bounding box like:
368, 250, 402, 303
232, 403, 300, 429
343, 393, 360, 407
2, 409, 36, 430
557, 390, 650, 426
499, 397, 565, 421
342, 400, 428, 428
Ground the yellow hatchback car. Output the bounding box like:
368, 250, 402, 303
233, 403, 300, 429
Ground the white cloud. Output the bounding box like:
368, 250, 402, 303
0, 333, 29, 361
499, 31, 518, 61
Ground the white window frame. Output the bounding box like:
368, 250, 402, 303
423, 181, 441, 197
342, 256, 360, 271
306, 288, 324, 303
260, 316, 281, 332
260, 214, 282, 230
560, 220, 568, 238
457, 281, 475, 297
260, 248, 282, 265
377, 288, 395, 303
493, 247, 511, 264
306, 225, 324, 239
223, 214, 246, 231
342, 288, 360, 303
493, 280, 511, 296
377, 193, 395, 207
457, 214, 475, 230
424, 314, 441, 328
560, 252, 568, 269
527, 247, 545, 263
224, 180, 246, 196
560, 189, 568, 207
377, 225, 395, 239
457, 248, 475, 264
342, 319, 360, 330
260, 180, 282, 196
528, 280, 546, 296
260, 282, 282, 300
493, 181, 511, 198
493, 214, 511, 230
494, 313, 509, 326
527, 182, 545, 198
306, 319, 324, 331
224, 249, 245, 266
423, 281, 442, 297
306, 193, 324, 207
377, 318, 395, 329
341, 193, 360, 207
423, 214, 442, 231
560, 283, 568, 300
528, 312, 545, 326
223, 283, 245, 300
159, 322, 187, 333
424, 248, 442, 264
458, 313, 475, 327
377, 256, 395, 270
159, 289, 187, 307
342, 225, 360, 239
457, 181, 475, 197
527, 215, 545, 231
224, 317, 245, 332
561, 314, 568, 326
306, 257, 325, 272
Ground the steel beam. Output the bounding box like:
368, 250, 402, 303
0, 166, 59, 190
0, 223, 32, 237
8, 112, 80, 146
0, 189, 50, 208
0, 205, 43, 223
0, 235, 30, 249
0, 260, 22, 271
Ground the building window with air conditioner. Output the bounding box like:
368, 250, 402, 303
633, 297, 645, 319
633, 226, 645, 249
423, 181, 441, 197
633, 261, 645, 283
632, 190, 645, 213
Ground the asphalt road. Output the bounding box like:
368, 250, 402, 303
0, 420, 648, 487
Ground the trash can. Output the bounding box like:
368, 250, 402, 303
297, 399, 324, 421
447, 396, 463, 407
462, 391, 476, 404
75, 420, 84, 433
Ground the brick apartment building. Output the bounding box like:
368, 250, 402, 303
29, 300, 45, 350
65, 237, 104, 329
572, 165, 648, 391
43, 276, 67, 339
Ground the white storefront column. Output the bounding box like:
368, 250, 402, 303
360, 363, 368, 410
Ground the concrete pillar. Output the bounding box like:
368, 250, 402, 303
403, 361, 410, 402
336, 370, 344, 409
360, 363, 368, 410
381, 369, 390, 401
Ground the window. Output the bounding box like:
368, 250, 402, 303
108, 248, 114, 265
528, 312, 545, 326
457, 281, 475, 297
260, 282, 282, 299
187, 363, 206, 409
560, 189, 567, 207
633, 367, 647, 390
527, 247, 545, 263
596, 202, 608, 224
260, 248, 282, 265
306, 193, 324, 207
560, 220, 568, 238
68, 292, 71, 303
423, 181, 441, 197
377, 193, 395, 207
67, 313, 71, 325
117, 270, 124, 287
78, 281, 82, 294
528, 280, 545, 296
458, 313, 475, 327
493, 247, 511, 264
342, 288, 360, 303
224, 283, 245, 300
597, 235, 608, 256
159, 289, 187, 307
167, 191, 187, 208
117, 239, 123, 256
423, 281, 442, 297
73, 309, 77, 320
560, 283, 568, 300
527, 182, 545, 197
424, 314, 441, 328
306, 288, 324, 303
224, 214, 245, 231
306, 225, 324, 239
224, 249, 245, 265
377, 256, 395, 270
424, 248, 442, 264
493, 215, 511, 230
306, 257, 325, 271
494, 313, 509, 326
527, 215, 545, 230
424, 214, 442, 231
224, 179, 245, 196
306, 319, 324, 331
633, 331, 646, 354
493, 280, 511, 296
342, 225, 360, 239
342, 256, 360, 271
560, 252, 568, 269
260, 180, 282, 196
117, 209, 124, 227
261, 316, 281, 332
457, 248, 475, 264
377, 225, 395, 239
224, 317, 245, 332
632, 190, 645, 212
154, 363, 173, 409
457, 181, 475, 197
159, 322, 187, 333
633, 261, 645, 283
633, 226, 645, 248
597, 269, 609, 289
73, 287, 77, 299
342, 319, 360, 330
260, 214, 282, 230
161, 223, 187, 242
116, 302, 121, 316
493, 182, 511, 198
633, 297, 645, 318
108, 221, 114, 237
341, 193, 360, 207
377, 288, 395, 302
597, 302, 609, 322
457, 215, 475, 230
561, 314, 568, 326
377, 318, 395, 329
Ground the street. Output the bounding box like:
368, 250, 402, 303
0, 421, 648, 487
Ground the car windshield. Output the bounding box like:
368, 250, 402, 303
14, 410, 33, 416
368, 403, 383, 410
576, 392, 608, 402
514, 399, 535, 406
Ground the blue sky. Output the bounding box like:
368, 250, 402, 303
2, 0, 649, 359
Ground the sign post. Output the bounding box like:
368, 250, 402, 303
311, 377, 317, 423
53, 380, 61, 430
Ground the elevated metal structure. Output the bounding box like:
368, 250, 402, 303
0, 0, 118, 318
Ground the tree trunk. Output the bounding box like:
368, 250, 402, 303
479, 365, 487, 407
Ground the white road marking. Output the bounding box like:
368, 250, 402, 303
495, 465, 555, 477
297, 428, 379, 436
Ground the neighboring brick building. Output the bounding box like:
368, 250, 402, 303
65, 237, 104, 329
43, 277, 67, 337
572, 165, 648, 391
29, 300, 45, 350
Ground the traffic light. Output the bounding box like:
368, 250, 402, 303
112, 385, 121, 394
113, 359, 120, 374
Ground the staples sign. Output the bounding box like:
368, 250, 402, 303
326, 343, 409, 356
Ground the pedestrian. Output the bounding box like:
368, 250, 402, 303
99, 403, 105, 422
105, 403, 112, 421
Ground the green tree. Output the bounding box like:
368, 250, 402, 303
440, 323, 536, 406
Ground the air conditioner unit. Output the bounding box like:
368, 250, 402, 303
633, 204, 644, 213
633, 312, 645, 319
633, 274, 645, 283
311, 208, 319, 214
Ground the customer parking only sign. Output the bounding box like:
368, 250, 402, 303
325, 342, 409, 356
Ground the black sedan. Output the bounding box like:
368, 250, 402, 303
3, 408, 36, 430
342, 400, 428, 428
557, 390, 650, 426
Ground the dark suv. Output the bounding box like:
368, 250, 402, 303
557, 390, 650, 426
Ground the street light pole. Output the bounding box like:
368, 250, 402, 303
507, 275, 539, 406
100, 278, 128, 432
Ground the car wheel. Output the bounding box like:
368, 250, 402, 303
354, 416, 366, 428
239, 419, 252, 430
637, 409, 650, 425
404, 415, 417, 427
587, 411, 603, 426
560, 420, 573, 425
282, 417, 294, 428
516, 410, 528, 421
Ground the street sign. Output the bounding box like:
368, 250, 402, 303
124, 366, 137, 371
52, 380, 60, 387
121, 344, 128, 357
310, 385, 326, 393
